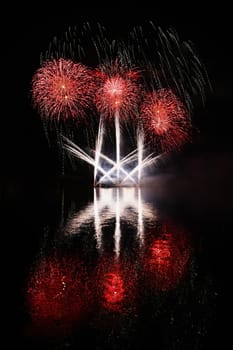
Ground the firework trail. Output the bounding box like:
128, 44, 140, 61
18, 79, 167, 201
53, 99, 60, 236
95, 147, 138, 186
62, 136, 116, 184
128, 22, 210, 111
120, 152, 162, 185
94, 116, 105, 185
115, 111, 120, 182
137, 129, 144, 183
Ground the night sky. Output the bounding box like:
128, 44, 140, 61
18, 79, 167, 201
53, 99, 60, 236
3, 7, 233, 349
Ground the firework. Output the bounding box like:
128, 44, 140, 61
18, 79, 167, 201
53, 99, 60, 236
32, 58, 95, 121
30, 23, 209, 185
141, 88, 190, 151
95, 66, 140, 120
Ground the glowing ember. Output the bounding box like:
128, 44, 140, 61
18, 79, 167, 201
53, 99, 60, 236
32, 58, 95, 120
141, 89, 190, 151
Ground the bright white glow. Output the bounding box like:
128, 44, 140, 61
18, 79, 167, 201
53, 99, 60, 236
120, 153, 160, 185
137, 188, 144, 244
63, 116, 162, 186
96, 148, 138, 185
94, 116, 105, 185
137, 130, 144, 183
115, 111, 121, 183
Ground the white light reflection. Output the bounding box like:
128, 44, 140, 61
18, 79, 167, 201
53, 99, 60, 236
65, 188, 157, 256
114, 188, 120, 257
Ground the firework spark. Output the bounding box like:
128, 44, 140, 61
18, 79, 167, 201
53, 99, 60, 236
95, 71, 140, 119
32, 58, 95, 121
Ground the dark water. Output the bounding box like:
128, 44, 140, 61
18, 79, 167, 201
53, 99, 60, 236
5, 163, 233, 349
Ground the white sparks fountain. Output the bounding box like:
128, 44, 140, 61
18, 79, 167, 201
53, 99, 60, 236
63, 116, 162, 187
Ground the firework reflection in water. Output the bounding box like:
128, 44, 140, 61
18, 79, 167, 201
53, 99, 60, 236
26, 253, 90, 336
143, 223, 192, 292
24, 187, 217, 350
64, 187, 157, 254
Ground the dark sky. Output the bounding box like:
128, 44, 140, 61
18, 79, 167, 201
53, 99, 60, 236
2, 7, 233, 180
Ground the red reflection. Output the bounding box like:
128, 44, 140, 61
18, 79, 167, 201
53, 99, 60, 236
103, 269, 125, 311
143, 225, 191, 291
26, 254, 89, 335
96, 258, 136, 313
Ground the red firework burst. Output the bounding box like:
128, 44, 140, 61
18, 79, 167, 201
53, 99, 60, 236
95, 62, 140, 119
32, 58, 95, 121
26, 254, 90, 335
143, 225, 191, 291
141, 89, 190, 151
